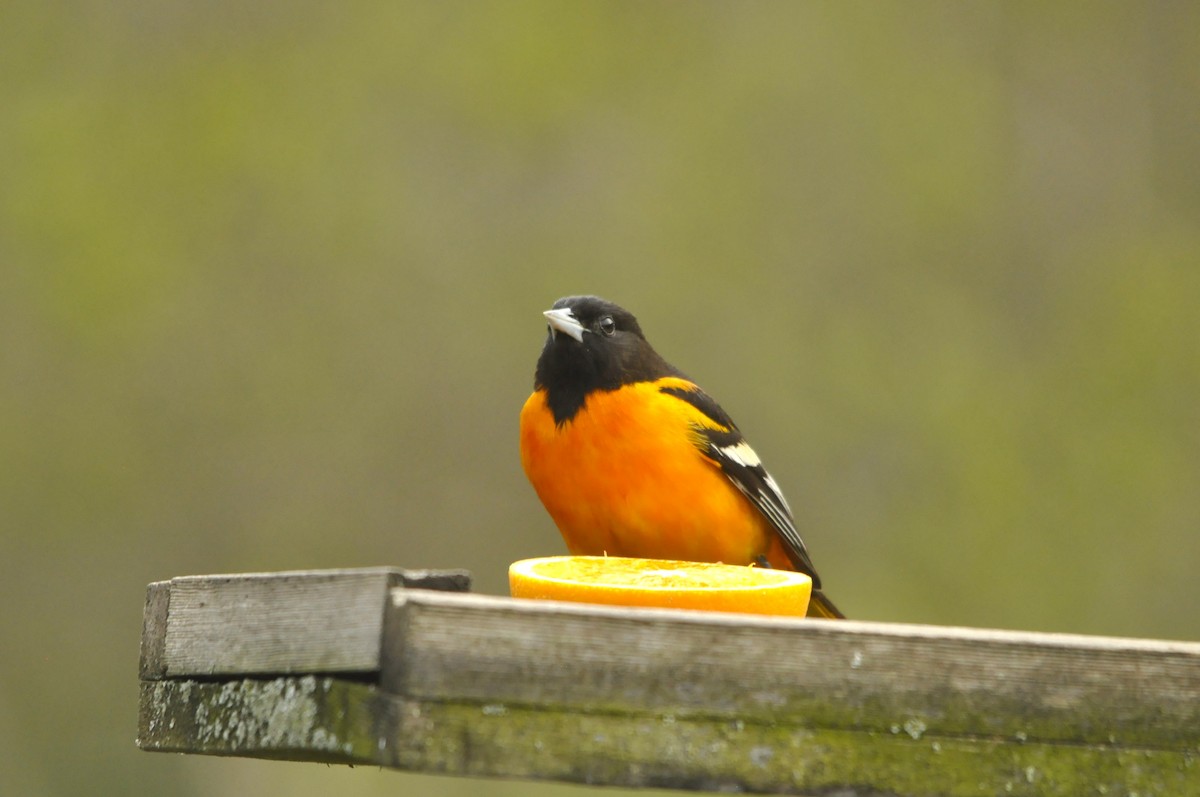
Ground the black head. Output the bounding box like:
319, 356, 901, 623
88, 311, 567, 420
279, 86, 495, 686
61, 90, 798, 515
533, 295, 682, 425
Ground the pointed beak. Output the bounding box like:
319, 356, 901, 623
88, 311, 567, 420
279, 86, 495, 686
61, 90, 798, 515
543, 307, 586, 343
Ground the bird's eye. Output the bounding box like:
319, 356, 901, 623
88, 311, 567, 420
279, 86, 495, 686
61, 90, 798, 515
598, 315, 616, 336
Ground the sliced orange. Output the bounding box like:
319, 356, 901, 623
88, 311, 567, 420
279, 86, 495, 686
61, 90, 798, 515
509, 556, 811, 617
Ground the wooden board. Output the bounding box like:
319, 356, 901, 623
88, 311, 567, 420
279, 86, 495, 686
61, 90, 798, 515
381, 590, 1200, 752
139, 677, 394, 765
138, 575, 1200, 795
139, 567, 470, 679
138, 673, 1199, 796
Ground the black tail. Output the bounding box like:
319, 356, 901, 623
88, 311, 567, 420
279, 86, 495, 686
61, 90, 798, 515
806, 589, 845, 619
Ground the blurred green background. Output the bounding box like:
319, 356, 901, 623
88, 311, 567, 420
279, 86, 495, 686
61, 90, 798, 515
3, 2, 1198, 795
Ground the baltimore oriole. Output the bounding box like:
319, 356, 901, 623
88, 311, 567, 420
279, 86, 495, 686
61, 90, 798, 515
519, 295, 843, 619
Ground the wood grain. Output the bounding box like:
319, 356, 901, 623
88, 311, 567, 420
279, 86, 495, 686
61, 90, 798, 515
139, 674, 1200, 796
141, 568, 469, 678
137, 571, 1200, 795
383, 590, 1200, 751
138, 581, 171, 679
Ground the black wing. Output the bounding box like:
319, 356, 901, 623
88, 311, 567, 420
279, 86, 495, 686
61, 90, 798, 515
658, 383, 822, 587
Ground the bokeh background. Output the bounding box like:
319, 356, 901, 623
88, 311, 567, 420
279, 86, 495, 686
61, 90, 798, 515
3, 2, 1198, 795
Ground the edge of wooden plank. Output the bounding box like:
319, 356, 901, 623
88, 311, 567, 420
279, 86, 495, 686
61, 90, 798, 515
138, 675, 1200, 796
381, 590, 1200, 751
386, 689, 1198, 797
394, 589, 1200, 656
389, 568, 472, 593
137, 676, 395, 765
139, 581, 171, 680
165, 566, 471, 591
142, 567, 471, 679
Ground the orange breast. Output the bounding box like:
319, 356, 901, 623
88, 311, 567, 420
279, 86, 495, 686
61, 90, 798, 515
519, 381, 775, 566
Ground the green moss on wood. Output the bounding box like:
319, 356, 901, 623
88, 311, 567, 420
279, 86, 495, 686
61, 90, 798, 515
389, 700, 1198, 796
139, 677, 1199, 796
138, 676, 388, 764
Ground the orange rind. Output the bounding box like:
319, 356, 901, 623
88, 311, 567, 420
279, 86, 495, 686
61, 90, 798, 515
509, 556, 811, 616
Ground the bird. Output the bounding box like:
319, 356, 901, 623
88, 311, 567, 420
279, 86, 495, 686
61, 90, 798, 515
519, 295, 843, 618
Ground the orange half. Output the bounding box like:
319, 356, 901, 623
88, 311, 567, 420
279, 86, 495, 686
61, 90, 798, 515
509, 556, 811, 616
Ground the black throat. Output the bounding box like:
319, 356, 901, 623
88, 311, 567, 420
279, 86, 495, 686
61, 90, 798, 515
534, 333, 681, 426
535, 336, 604, 425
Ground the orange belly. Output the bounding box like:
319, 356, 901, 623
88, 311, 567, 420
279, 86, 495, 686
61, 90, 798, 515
519, 382, 778, 567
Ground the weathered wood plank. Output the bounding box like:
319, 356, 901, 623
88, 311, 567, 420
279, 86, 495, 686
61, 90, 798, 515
138, 675, 1200, 796
382, 590, 1200, 752
138, 676, 394, 764
141, 568, 469, 678
387, 692, 1196, 796
137, 574, 1200, 795
138, 581, 171, 679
